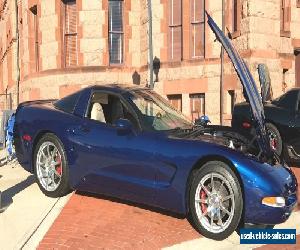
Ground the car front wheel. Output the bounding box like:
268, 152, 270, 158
189, 161, 243, 240
34, 133, 71, 197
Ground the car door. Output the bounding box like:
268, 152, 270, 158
68, 91, 158, 204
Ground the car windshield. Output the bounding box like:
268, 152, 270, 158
126, 90, 192, 131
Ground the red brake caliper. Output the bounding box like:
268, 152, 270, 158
200, 189, 207, 214
55, 155, 62, 176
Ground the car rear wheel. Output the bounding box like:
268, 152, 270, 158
266, 123, 282, 156
34, 133, 71, 197
189, 161, 243, 240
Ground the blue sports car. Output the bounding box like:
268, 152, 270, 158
13, 14, 297, 240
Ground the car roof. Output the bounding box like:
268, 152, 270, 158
86, 83, 149, 94
287, 87, 300, 92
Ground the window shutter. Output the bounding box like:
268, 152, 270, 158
168, 0, 182, 61
190, 94, 205, 120
168, 95, 182, 111
190, 0, 204, 58
191, 0, 204, 22
64, 0, 78, 67
284, 0, 291, 32
172, 0, 181, 26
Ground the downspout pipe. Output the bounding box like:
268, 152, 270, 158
147, 0, 154, 89
220, 0, 225, 125
15, 0, 20, 106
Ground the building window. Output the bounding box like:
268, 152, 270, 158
62, 0, 78, 67
168, 0, 182, 61
30, 5, 39, 72
280, 0, 291, 37
190, 0, 205, 58
167, 94, 182, 111
109, 0, 124, 64
231, 0, 241, 38
297, 0, 300, 8
190, 93, 205, 121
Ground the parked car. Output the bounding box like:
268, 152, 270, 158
232, 67, 300, 166
13, 14, 297, 241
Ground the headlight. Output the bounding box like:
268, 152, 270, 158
262, 197, 285, 208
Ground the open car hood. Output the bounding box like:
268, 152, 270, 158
258, 64, 273, 103
206, 13, 273, 160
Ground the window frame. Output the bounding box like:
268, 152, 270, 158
168, 0, 183, 62
189, 93, 205, 121
167, 94, 182, 112
231, 0, 241, 39
280, 0, 291, 37
190, 0, 205, 59
62, 0, 78, 68
29, 5, 39, 72
108, 0, 124, 65
85, 90, 142, 130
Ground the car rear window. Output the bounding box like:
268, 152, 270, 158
54, 92, 81, 114
276, 90, 299, 110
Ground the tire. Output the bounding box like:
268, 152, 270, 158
33, 133, 71, 197
266, 123, 282, 156
189, 161, 243, 240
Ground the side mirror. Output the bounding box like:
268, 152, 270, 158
114, 118, 133, 135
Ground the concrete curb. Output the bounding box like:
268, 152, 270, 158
19, 192, 72, 250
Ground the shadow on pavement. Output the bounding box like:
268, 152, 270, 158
75, 190, 185, 220
0, 175, 35, 212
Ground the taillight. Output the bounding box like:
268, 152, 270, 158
242, 122, 251, 129
22, 134, 32, 142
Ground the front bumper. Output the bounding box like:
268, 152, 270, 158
243, 163, 298, 225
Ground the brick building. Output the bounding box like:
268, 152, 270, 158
0, 0, 300, 124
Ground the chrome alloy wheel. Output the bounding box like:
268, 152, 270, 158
36, 141, 63, 192
194, 173, 235, 233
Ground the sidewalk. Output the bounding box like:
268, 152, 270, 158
0, 155, 70, 250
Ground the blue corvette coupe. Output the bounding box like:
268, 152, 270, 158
14, 14, 297, 240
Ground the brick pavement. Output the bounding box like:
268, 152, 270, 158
38, 194, 199, 249
38, 167, 300, 249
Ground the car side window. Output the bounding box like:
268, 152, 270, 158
87, 92, 139, 129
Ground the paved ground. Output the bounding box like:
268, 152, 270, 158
38, 168, 300, 250
0, 155, 70, 250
